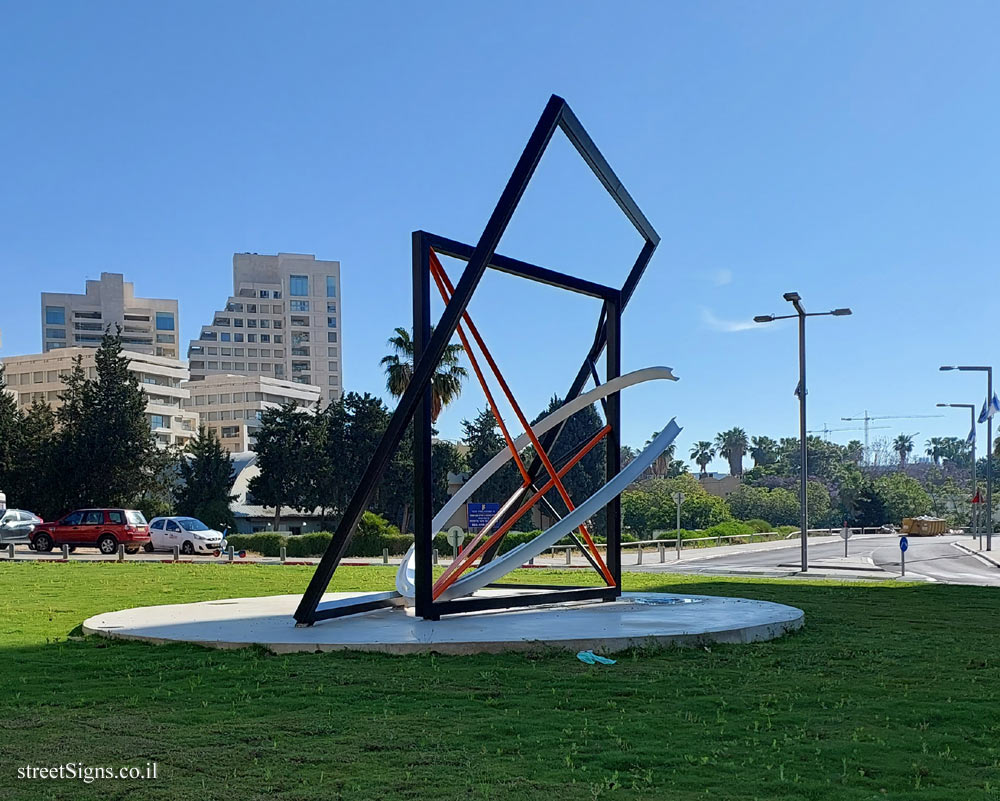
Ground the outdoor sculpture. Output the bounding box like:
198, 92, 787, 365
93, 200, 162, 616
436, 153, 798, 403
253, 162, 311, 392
295, 94, 679, 625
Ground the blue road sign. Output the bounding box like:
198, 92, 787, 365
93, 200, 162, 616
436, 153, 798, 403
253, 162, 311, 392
899, 536, 909, 552
467, 502, 501, 532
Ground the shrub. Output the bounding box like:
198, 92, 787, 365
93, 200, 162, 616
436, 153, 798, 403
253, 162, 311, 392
346, 512, 403, 557
776, 525, 798, 535
286, 532, 333, 558
226, 533, 286, 557
742, 518, 774, 534
703, 521, 754, 539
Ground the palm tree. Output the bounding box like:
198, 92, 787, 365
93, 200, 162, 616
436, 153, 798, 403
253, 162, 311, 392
845, 439, 864, 465
690, 441, 715, 477
749, 435, 778, 468
645, 432, 676, 477
380, 326, 467, 422
894, 433, 915, 466
715, 427, 749, 477
925, 437, 944, 466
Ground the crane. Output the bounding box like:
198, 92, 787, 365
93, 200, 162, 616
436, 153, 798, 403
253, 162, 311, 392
840, 411, 944, 462
807, 423, 889, 438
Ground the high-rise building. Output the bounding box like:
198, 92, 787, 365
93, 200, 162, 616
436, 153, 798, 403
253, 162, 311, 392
181, 373, 320, 453
41, 272, 179, 358
187, 253, 342, 402
2, 347, 199, 448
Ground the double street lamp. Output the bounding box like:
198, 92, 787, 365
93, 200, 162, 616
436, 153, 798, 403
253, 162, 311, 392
940, 365, 993, 550
755, 292, 852, 572
935, 402, 979, 546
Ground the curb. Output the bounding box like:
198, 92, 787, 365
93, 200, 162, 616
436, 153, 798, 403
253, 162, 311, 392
953, 542, 1000, 568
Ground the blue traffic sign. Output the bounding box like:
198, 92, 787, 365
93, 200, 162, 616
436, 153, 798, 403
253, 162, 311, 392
467, 502, 501, 532
899, 536, 909, 552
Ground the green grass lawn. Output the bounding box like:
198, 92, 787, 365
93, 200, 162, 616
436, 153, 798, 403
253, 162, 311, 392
1, 563, 999, 800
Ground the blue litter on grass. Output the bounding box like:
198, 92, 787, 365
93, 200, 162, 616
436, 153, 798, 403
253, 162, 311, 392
577, 650, 616, 665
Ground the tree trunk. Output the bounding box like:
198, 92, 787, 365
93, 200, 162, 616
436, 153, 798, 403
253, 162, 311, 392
273, 505, 282, 531
400, 503, 410, 535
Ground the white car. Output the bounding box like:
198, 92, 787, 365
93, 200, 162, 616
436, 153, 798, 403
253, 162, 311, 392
147, 516, 228, 555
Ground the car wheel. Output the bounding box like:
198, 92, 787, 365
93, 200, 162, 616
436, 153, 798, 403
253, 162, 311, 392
33, 533, 53, 552
181, 541, 195, 555
143, 542, 155, 553
97, 534, 118, 555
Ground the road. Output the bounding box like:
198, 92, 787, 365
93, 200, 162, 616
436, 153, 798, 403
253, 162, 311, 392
629, 533, 1000, 586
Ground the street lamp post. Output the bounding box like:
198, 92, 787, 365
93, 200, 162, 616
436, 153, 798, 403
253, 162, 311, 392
940, 366, 993, 550
936, 402, 978, 545
755, 293, 852, 572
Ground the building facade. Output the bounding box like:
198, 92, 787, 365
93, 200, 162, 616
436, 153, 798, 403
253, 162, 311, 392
187, 253, 342, 403
41, 272, 179, 358
2, 348, 199, 448
181, 373, 320, 453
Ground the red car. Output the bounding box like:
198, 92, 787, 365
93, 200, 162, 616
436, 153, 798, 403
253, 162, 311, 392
30, 509, 150, 555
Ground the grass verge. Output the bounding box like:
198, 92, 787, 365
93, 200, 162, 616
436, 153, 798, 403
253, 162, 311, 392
1, 562, 998, 800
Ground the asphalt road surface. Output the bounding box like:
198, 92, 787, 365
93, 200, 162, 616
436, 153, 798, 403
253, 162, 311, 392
631, 534, 1000, 586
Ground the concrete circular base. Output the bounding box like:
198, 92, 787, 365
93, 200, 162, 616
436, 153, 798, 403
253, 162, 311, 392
82, 591, 804, 655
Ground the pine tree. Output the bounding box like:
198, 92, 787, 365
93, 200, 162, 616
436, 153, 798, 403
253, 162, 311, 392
175, 428, 236, 531
0, 367, 20, 503
249, 402, 315, 529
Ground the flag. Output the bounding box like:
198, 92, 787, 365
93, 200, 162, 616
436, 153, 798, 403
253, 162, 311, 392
977, 392, 999, 423
967, 423, 976, 445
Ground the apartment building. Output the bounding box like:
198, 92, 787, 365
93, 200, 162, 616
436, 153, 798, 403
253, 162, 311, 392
41, 272, 179, 358
187, 253, 342, 402
181, 373, 320, 453
2, 348, 199, 448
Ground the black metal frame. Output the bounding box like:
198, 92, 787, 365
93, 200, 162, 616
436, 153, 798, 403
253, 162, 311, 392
294, 94, 658, 625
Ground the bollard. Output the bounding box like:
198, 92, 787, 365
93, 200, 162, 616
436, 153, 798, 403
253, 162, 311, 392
717, 533, 722, 547
117, 544, 124, 562
280, 546, 286, 563
172, 545, 179, 563
62, 544, 70, 560
675, 535, 681, 561
659, 542, 665, 563
636, 545, 643, 565
565, 547, 572, 565
228, 545, 235, 563
7, 543, 14, 560
382, 547, 389, 565
432, 548, 439, 566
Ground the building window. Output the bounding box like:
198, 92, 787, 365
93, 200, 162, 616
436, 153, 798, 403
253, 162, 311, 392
289, 275, 309, 296
207, 361, 219, 369
45, 328, 66, 339
234, 333, 244, 342
326, 276, 337, 297
259, 290, 269, 299
226, 302, 243, 312
247, 319, 257, 328
290, 300, 309, 312
291, 316, 309, 327
155, 312, 175, 331
328, 361, 338, 372
213, 317, 231, 327
247, 304, 257, 314
248, 362, 258, 371
273, 335, 283, 344
327, 332, 338, 343
291, 347, 309, 356
150, 414, 167, 429
207, 347, 218, 355
327, 317, 337, 328
292, 332, 309, 344
156, 334, 175, 343
221, 347, 232, 356
272, 304, 283, 314
273, 290, 282, 299
233, 348, 244, 357
292, 361, 310, 373
247, 334, 257, 343
329, 376, 338, 385
45, 306, 66, 324
260, 334, 270, 343
221, 333, 231, 342
233, 318, 244, 327
201, 331, 217, 341
221, 426, 239, 438
327, 302, 337, 313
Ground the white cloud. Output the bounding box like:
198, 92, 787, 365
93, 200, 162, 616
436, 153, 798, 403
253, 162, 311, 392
700, 307, 761, 333
711, 269, 733, 286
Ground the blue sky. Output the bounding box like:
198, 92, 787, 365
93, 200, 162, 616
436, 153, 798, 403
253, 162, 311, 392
3, 1, 999, 473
